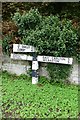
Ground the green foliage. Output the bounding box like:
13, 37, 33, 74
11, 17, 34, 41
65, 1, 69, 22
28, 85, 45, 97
77, 24, 80, 62
12, 9, 42, 36
2, 35, 12, 54
13, 10, 78, 57
12, 9, 79, 82
2, 3, 80, 21
47, 64, 71, 83
1, 71, 78, 118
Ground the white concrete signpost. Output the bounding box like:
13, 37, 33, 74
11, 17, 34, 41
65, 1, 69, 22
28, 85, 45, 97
13, 44, 36, 53
11, 44, 73, 84
11, 53, 33, 61
37, 56, 73, 65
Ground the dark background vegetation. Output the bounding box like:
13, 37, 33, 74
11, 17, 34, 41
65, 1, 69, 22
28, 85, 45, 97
2, 2, 80, 54
2, 3, 80, 21
2, 2, 80, 53
2, 3, 80, 32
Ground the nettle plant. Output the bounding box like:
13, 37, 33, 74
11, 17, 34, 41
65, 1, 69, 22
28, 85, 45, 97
12, 9, 78, 82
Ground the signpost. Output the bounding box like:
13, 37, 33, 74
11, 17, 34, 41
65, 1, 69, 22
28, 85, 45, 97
11, 53, 33, 61
37, 56, 73, 65
13, 44, 36, 53
11, 44, 73, 84
32, 53, 38, 84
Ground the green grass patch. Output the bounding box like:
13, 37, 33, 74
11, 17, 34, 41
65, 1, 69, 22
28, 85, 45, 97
1, 71, 79, 118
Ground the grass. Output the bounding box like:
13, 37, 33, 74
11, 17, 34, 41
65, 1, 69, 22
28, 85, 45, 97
1, 71, 79, 118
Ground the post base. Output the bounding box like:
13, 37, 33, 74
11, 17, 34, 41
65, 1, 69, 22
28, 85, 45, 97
32, 77, 38, 84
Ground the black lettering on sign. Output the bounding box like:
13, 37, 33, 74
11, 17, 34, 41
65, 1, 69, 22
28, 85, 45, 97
43, 56, 53, 62
53, 57, 59, 62
43, 56, 48, 61
68, 58, 70, 64
17, 45, 25, 51
22, 45, 27, 49
21, 45, 30, 49
47, 57, 49, 61
31, 46, 33, 52
18, 44, 20, 49
18, 49, 25, 51
61, 57, 65, 60
48, 57, 53, 62
13, 54, 21, 59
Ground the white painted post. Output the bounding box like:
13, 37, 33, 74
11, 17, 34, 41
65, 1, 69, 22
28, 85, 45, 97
32, 53, 39, 84
32, 71, 38, 84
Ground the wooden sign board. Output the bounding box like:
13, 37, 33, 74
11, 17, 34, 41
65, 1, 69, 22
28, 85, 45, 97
37, 56, 73, 65
13, 44, 36, 53
11, 53, 33, 61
